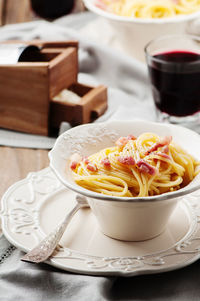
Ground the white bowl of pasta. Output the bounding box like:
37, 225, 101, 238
83, 0, 200, 61
49, 120, 200, 241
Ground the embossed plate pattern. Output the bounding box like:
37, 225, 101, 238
1, 167, 200, 276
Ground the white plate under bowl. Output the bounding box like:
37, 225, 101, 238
1, 167, 200, 276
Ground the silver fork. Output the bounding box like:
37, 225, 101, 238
21, 195, 89, 263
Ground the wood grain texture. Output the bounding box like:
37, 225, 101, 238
0, 64, 49, 135
49, 47, 78, 99
78, 85, 108, 124
0, 146, 49, 233
50, 83, 108, 128
0, 0, 4, 26
0, 41, 78, 136
0, 1, 86, 26
3, 0, 34, 24
0, 146, 49, 199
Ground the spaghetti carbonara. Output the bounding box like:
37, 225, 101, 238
96, 0, 200, 19
70, 133, 199, 197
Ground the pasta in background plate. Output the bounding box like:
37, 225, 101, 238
70, 133, 200, 197
96, 0, 200, 19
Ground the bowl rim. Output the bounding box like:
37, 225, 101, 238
49, 120, 200, 203
144, 34, 200, 65
83, 0, 200, 24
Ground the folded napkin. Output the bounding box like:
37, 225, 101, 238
0, 13, 152, 149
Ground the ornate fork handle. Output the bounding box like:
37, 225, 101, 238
21, 201, 87, 263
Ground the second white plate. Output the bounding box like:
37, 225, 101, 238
1, 167, 200, 276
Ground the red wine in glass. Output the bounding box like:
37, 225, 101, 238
148, 50, 200, 117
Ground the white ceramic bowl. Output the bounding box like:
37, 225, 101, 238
83, 0, 200, 61
49, 120, 200, 241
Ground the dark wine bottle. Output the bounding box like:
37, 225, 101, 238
31, 0, 75, 19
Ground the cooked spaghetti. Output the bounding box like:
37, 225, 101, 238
70, 133, 199, 197
95, 0, 200, 19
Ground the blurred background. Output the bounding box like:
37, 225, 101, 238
0, 0, 85, 25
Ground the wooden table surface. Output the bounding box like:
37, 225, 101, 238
0, 0, 37, 26
0, 147, 49, 233
0, 147, 49, 198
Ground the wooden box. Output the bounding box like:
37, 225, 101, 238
0, 41, 107, 136
50, 83, 107, 129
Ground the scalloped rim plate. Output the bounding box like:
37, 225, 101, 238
1, 167, 200, 276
